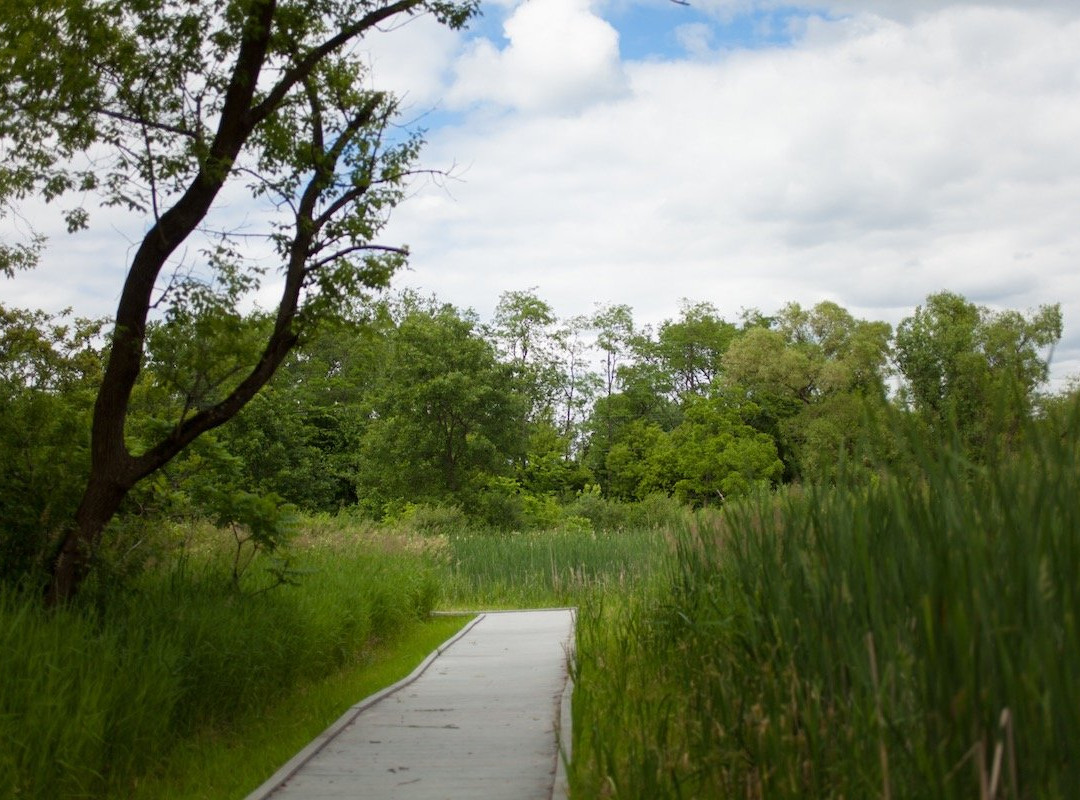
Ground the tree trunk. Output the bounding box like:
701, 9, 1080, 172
46, 471, 131, 605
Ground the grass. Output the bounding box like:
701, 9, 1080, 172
0, 522, 443, 799
0, 503, 679, 799
435, 526, 676, 609
568, 421, 1080, 798
116, 614, 470, 800
24, 418, 1077, 799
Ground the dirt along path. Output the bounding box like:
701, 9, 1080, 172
245, 609, 576, 800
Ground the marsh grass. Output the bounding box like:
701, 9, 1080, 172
0, 522, 440, 798
570, 421, 1080, 798
435, 526, 677, 608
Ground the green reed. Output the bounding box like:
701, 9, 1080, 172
436, 526, 675, 608
571, 419, 1080, 798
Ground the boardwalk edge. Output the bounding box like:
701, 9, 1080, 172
243, 613, 486, 800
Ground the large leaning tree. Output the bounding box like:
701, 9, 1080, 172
0, 0, 477, 602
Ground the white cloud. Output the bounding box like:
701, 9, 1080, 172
446, 0, 627, 113
675, 22, 715, 58
387, 5, 1080, 384
355, 14, 464, 111
815, 0, 1079, 23
684, 0, 1080, 24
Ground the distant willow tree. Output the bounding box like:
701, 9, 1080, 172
0, 0, 477, 601
894, 291, 1062, 455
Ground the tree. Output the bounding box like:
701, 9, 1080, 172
210, 314, 389, 510
488, 288, 562, 459
604, 420, 673, 501
667, 392, 783, 505
603, 394, 782, 505
552, 313, 600, 452
592, 303, 635, 401
355, 303, 526, 513
894, 291, 1061, 454
722, 301, 892, 481
0, 306, 105, 581
585, 303, 641, 488
0, 0, 477, 600
653, 300, 737, 397
490, 288, 558, 369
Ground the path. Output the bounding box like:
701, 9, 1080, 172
245, 609, 576, 800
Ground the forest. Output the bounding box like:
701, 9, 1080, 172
1, 286, 1066, 585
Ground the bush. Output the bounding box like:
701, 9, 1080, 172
389, 502, 470, 535
562, 487, 634, 532
625, 492, 688, 530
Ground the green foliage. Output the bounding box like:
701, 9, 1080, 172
571, 415, 1080, 798
2, 0, 483, 599
667, 393, 784, 504
490, 287, 558, 367
386, 502, 470, 536
651, 299, 738, 397
0, 306, 105, 582
206, 489, 300, 590
592, 302, 635, 399
356, 302, 527, 512
208, 316, 388, 511
137, 297, 270, 433
722, 300, 893, 482
604, 420, 674, 501
895, 291, 1061, 457
0, 0, 478, 221
1, 285, 1070, 590
604, 394, 783, 505
518, 420, 592, 499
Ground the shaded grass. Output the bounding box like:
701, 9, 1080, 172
116, 614, 470, 800
570, 423, 1080, 798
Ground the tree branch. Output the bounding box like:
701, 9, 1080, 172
90, 105, 196, 140
250, 0, 425, 127
304, 242, 408, 274
97, 0, 280, 486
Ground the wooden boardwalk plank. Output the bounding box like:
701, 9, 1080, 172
246, 609, 575, 800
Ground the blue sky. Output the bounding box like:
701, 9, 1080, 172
610, 2, 817, 59
461, 1, 822, 69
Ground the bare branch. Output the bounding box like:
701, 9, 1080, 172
303, 242, 408, 274
90, 105, 196, 140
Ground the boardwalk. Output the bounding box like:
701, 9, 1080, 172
246, 609, 576, 800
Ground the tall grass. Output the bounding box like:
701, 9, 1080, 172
571, 420, 1080, 798
436, 526, 676, 608
0, 525, 439, 798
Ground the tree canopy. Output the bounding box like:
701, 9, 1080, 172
0, 285, 1069, 590
1, 0, 478, 600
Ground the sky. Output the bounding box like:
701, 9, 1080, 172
4, 0, 1080, 386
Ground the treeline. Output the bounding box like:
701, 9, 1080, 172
0, 288, 1068, 583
